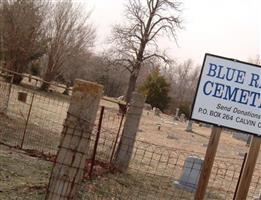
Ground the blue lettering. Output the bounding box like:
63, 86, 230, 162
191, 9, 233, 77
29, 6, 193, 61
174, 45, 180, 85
216, 65, 225, 79
249, 92, 260, 107
238, 89, 250, 105
206, 63, 218, 77
203, 81, 213, 95
225, 67, 236, 81
249, 73, 260, 88
235, 70, 246, 84
212, 83, 224, 98
223, 85, 238, 102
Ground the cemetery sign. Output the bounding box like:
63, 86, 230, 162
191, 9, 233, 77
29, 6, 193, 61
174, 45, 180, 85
191, 53, 261, 136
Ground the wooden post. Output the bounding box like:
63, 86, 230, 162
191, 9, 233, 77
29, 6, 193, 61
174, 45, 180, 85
45, 80, 103, 200
234, 136, 261, 200
195, 126, 222, 200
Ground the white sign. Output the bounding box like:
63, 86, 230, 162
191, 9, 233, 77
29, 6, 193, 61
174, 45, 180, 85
191, 54, 261, 136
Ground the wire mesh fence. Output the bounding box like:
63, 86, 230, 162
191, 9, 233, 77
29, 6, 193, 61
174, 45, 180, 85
82, 135, 261, 200
0, 68, 260, 199
0, 69, 125, 156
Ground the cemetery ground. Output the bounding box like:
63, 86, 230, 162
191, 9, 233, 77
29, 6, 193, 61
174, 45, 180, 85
0, 79, 260, 199
0, 145, 219, 200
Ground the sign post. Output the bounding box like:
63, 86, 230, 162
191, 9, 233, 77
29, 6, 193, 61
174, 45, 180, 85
190, 53, 261, 199
234, 136, 261, 199
195, 126, 222, 200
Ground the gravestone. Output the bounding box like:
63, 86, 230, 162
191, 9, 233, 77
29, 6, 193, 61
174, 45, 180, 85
180, 113, 185, 122
153, 107, 160, 116
246, 135, 252, 146
144, 103, 152, 110
117, 95, 124, 101
186, 120, 193, 132
232, 132, 249, 142
253, 191, 261, 200
174, 108, 180, 120
203, 123, 212, 128
157, 123, 161, 130
18, 92, 27, 103
202, 143, 208, 147
174, 156, 203, 191
167, 133, 178, 140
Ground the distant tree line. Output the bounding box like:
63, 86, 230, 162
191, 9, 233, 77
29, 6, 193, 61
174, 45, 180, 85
4, 0, 259, 116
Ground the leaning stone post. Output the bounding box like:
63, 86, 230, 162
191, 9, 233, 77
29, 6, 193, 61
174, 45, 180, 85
45, 79, 103, 200
114, 92, 145, 171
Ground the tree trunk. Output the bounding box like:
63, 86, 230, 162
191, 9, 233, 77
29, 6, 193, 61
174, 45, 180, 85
125, 72, 138, 104
6, 61, 23, 84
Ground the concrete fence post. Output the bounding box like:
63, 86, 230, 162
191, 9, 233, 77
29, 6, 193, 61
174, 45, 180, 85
114, 92, 145, 171
45, 79, 103, 200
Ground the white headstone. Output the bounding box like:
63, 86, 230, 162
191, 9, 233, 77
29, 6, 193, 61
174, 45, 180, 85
144, 103, 152, 110
154, 107, 160, 116
174, 156, 203, 191
253, 190, 261, 200
186, 120, 193, 132
232, 132, 249, 142
175, 108, 180, 117
180, 113, 185, 122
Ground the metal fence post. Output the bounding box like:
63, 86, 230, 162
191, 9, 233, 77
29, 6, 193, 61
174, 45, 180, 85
109, 111, 125, 164
45, 79, 103, 200
20, 79, 38, 149
88, 106, 105, 178
20, 93, 35, 149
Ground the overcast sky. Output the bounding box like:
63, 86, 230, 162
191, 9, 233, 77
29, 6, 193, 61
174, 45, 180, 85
85, 0, 260, 65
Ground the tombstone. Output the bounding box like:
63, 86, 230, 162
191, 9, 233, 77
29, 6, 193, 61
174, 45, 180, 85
232, 132, 249, 142
157, 123, 161, 130
180, 113, 185, 122
18, 92, 27, 103
174, 156, 203, 192
117, 95, 124, 101
144, 103, 152, 111
202, 143, 208, 147
186, 120, 193, 132
153, 107, 160, 116
238, 152, 246, 157
174, 108, 180, 120
203, 123, 212, 128
246, 135, 252, 146
167, 133, 178, 140
253, 191, 261, 200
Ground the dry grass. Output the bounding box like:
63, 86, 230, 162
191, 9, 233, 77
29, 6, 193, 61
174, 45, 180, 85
0, 77, 260, 199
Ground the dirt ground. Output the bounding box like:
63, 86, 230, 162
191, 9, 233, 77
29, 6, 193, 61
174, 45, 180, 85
0, 145, 51, 200
0, 145, 221, 200
138, 111, 258, 159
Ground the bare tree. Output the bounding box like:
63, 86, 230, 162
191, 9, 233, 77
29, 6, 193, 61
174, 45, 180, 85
164, 59, 200, 114
40, 0, 95, 91
173, 59, 193, 104
58, 51, 129, 97
1, 0, 47, 83
111, 0, 182, 103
